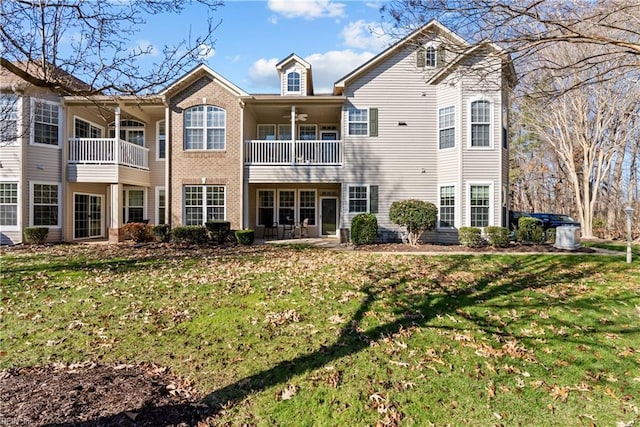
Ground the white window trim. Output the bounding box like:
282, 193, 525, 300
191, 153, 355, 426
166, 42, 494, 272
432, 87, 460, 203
438, 105, 456, 150
183, 105, 226, 151
285, 70, 302, 95
0, 181, 20, 231
1, 94, 21, 146
109, 119, 146, 146
123, 187, 147, 223
437, 183, 457, 230
155, 186, 165, 225
424, 42, 439, 68
30, 98, 62, 149
256, 189, 276, 226
277, 124, 292, 140
467, 97, 494, 150
298, 123, 318, 140
257, 124, 277, 140
466, 182, 494, 228
182, 185, 227, 225
72, 192, 105, 240
29, 181, 61, 228
347, 108, 369, 137
156, 120, 166, 161
298, 189, 317, 226
277, 188, 296, 223
347, 184, 369, 214
73, 116, 105, 138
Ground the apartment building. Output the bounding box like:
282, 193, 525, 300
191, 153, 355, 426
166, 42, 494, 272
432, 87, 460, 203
0, 20, 514, 245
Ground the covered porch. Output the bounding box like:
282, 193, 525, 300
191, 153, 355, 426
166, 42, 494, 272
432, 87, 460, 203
247, 183, 342, 239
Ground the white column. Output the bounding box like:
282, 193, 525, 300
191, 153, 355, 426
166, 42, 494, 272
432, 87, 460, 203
114, 107, 121, 165
291, 104, 296, 165
109, 183, 123, 242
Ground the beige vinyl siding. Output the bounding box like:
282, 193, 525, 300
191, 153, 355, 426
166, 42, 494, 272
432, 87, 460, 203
341, 46, 440, 232
281, 63, 307, 96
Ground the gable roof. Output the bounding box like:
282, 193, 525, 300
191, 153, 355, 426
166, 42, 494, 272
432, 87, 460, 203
0, 58, 93, 95
333, 20, 468, 95
276, 53, 314, 96
160, 63, 248, 98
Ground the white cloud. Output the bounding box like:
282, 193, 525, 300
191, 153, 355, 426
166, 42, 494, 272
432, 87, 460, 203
197, 43, 215, 60
248, 57, 281, 92
247, 50, 374, 93
340, 20, 393, 51
304, 50, 374, 92
267, 0, 346, 20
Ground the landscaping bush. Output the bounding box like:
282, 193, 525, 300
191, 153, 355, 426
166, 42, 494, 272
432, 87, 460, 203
122, 222, 154, 243
484, 226, 510, 248
152, 224, 171, 243
235, 229, 255, 245
172, 225, 209, 245
205, 220, 231, 244
546, 227, 556, 244
515, 216, 546, 244
388, 199, 437, 245
350, 213, 378, 245
23, 227, 49, 244
458, 226, 483, 248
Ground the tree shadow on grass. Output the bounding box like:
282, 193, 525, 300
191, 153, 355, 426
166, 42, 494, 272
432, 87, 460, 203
42, 254, 630, 426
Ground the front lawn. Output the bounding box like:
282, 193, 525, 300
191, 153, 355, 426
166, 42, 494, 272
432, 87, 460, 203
1, 244, 638, 426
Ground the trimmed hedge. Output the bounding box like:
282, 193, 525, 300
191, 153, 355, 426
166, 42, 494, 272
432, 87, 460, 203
388, 199, 438, 246
122, 222, 154, 243
172, 225, 209, 245
485, 226, 510, 248
23, 227, 49, 244
515, 216, 545, 244
458, 226, 483, 248
235, 229, 255, 245
205, 220, 231, 244
152, 224, 171, 243
351, 213, 378, 245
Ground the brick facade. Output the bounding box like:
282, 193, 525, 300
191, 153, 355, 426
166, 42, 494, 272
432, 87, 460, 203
167, 76, 243, 229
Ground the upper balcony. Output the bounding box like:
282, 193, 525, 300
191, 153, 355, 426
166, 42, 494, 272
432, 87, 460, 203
244, 139, 342, 166
67, 138, 150, 186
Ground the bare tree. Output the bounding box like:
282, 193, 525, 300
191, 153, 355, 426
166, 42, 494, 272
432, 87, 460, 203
0, 0, 223, 96
381, 0, 640, 95
520, 42, 639, 238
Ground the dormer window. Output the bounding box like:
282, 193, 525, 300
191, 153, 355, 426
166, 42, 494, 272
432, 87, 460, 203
287, 71, 300, 93
425, 46, 436, 67
417, 43, 444, 68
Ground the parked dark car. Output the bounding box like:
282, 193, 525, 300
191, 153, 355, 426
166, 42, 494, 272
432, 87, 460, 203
525, 213, 580, 231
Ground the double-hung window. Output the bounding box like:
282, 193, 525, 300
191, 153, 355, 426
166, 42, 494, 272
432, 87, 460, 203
425, 46, 437, 67
438, 106, 455, 149
123, 189, 144, 223
470, 185, 490, 227
470, 100, 491, 147
348, 186, 368, 213
184, 185, 225, 225
348, 108, 368, 136
439, 185, 455, 228
32, 183, 60, 227
278, 190, 295, 224
109, 120, 144, 146
32, 99, 60, 146
299, 190, 316, 225
0, 94, 19, 144
156, 187, 166, 225
0, 183, 18, 227
184, 106, 226, 150
257, 190, 275, 226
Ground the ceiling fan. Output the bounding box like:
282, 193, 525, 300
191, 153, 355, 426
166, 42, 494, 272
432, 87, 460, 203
283, 113, 308, 121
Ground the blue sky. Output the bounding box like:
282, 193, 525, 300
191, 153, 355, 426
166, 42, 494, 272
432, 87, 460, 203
136, 0, 396, 93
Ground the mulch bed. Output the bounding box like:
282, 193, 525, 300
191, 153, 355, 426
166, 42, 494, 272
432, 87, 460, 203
354, 242, 596, 253
0, 362, 213, 427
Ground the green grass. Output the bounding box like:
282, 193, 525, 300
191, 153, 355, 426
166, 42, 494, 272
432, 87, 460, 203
1, 244, 639, 426
583, 239, 640, 257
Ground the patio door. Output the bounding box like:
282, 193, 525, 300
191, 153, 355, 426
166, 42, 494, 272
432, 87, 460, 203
74, 194, 103, 239
320, 197, 338, 236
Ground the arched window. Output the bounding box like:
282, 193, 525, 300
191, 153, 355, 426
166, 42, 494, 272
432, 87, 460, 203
109, 119, 145, 146
184, 105, 226, 150
425, 46, 437, 67
287, 71, 300, 93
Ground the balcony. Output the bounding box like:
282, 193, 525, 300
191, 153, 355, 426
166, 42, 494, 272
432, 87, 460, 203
69, 138, 149, 169
244, 140, 342, 165
67, 138, 150, 186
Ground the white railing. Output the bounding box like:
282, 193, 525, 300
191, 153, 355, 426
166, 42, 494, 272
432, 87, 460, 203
68, 138, 149, 170
245, 140, 342, 165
